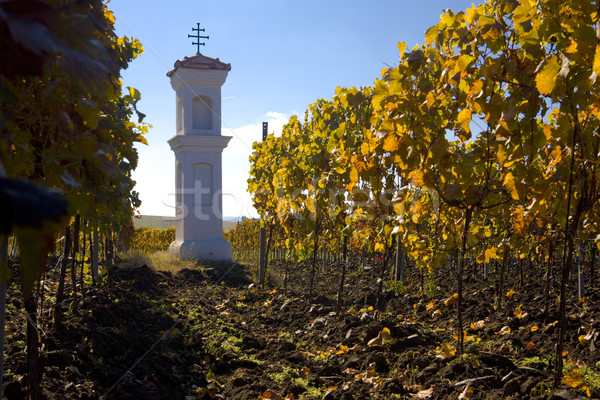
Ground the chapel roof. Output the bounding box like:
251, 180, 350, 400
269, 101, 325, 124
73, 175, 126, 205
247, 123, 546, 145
166, 54, 231, 77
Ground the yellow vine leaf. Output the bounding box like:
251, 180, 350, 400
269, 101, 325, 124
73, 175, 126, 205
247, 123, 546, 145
385, 102, 398, 112
410, 169, 424, 187
543, 125, 552, 140
531, 326, 540, 332
476, 253, 486, 265
565, 38, 578, 55
393, 199, 406, 216
484, 248, 497, 263
563, 369, 587, 390
383, 134, 399, 152
503, 172, 519, 200
512, 207, 526, 235
465, 6, 479, 25
104, 10, 115, 25
457, 54, 475, 72
305, 197, 316, 213
397, 41, 407, 56
349, 165, 358, 183
506, 289, 516, 297
425, 26, 437, 45
411, 200, 422, 224
383, 225, 392, 240
436, 343, 456, 359
484, 226, 492, 238
426, 92, 435, 109
594, 45, 600, 75
550, 146, 563, 166
497, 146, 508, 165
535, 55, 561, 95
457, 108, 472, 134
467, 79, 484, 100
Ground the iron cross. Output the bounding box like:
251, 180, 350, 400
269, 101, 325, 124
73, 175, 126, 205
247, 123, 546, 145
188, 23, 209, 55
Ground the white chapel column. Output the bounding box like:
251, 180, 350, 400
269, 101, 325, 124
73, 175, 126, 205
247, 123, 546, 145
166, 38, 233, 261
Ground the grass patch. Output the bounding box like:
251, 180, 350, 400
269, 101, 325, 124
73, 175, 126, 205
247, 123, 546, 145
122, 250, 200, 274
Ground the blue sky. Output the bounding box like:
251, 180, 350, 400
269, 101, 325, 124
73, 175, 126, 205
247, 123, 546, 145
110, 0, 477, 218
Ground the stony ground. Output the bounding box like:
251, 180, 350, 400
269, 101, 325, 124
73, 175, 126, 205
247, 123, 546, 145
2, 256, 599, 399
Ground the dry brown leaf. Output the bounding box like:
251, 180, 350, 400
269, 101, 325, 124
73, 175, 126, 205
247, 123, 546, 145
410, 386, 434, 399
367, 327, 392, 346
342, 367, 360, 375
470, 320, 485, 330
495, 326, 511, 335
260, 389, 284, 400
458, 385, 474, 399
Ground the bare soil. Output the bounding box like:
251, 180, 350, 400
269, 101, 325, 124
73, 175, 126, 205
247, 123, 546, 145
2, 257, 598, 399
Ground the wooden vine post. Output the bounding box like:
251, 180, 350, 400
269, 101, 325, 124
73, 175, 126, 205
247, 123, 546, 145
259, 122, 268, 287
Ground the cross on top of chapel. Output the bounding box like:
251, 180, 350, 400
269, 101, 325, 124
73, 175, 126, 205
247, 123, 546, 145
188, 22, 209, 55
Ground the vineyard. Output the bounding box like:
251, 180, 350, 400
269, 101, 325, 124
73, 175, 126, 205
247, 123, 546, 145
246, 0, 600, 392
3, 233, 600, 399
1, 0, 600, 399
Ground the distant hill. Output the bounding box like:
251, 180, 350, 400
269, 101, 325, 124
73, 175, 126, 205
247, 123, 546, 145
133, 215, 237, 232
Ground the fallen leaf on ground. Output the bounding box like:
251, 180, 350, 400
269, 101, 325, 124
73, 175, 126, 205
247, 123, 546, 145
563, 369, 586, 389
470, 320, 485, 330
410, 386, 434, 399
435, 343, 456, 359
458, 385, 474, 399
336, 344, 349, 354
259, 389, 284, 400
444, 293, 458, 307
368, 327, 392, 346
496, 326, 511, 335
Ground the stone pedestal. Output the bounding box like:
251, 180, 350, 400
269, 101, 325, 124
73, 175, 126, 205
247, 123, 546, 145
166, 54, 233, 261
